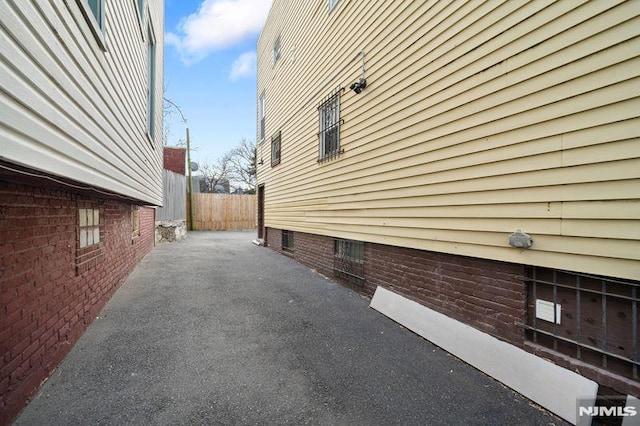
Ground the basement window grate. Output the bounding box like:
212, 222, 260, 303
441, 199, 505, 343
333, 238, 364, 286
522, 266, 639, 382
282, 229, 294, 252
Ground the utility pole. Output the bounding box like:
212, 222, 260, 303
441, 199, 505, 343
186, 127, 194, 231
164, 97, 194, 231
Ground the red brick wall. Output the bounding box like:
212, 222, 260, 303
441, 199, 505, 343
0, 182, 155, 422
266, 227, 525, 345
365, 245, 526, 346
163, 147, 186, 175
266, 228, 334, 278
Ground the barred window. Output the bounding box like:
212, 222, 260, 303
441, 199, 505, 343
318, 89, 341, 162
282, 230, 294, 252
271, 131, 281, 167
524, 267, 639, 382
333, 238, 364, 286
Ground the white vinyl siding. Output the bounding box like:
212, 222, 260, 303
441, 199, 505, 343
256, 0, 640, 281
0, 0, 164, 205
146, 21, 156, 142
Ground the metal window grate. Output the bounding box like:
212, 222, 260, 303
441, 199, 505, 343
333, 238, 364, 286
282, 229, 294, 252
318, 88, 342, 162
522, 266, 639, 381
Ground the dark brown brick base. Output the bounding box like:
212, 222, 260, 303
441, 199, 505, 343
264, 227, 638, 398
0, 182, 155, 422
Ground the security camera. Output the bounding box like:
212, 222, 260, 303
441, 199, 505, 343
350, 78, 367, 94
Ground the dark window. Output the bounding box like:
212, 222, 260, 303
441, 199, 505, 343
271, 131, 281, 167
524, 266, 639, 382
282, 230, 294, 252
258, 92, 266, 141
273, 35, 281, 64
86, 0, 105, 31
318, 89, 341, 162
78, 0, 106, 49
333, 238, 364, 286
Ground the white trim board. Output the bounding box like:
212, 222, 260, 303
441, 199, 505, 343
369, 286, 598, 425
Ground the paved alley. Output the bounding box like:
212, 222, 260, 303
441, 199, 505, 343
15, 232, 565, 425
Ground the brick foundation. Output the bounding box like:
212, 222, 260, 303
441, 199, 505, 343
264, 227, 637, 397
0, 182, 155, 422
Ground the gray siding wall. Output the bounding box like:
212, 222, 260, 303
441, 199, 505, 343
157, 170, 186, 221
0, 0, 164, 205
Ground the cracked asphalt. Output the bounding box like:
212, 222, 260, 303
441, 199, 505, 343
15, 231, 566, 425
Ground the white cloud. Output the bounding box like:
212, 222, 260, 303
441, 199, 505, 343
229, 51, 256, 81
166, 0, 272, 65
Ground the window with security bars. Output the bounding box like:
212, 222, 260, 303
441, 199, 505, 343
333, 238, 364, 286
523, 266, 639, 382
318, 89, 341, 162
271, 131, 281, 167
282, 230, 294, 252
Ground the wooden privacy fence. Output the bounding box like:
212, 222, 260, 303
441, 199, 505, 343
189, 193, 257, 231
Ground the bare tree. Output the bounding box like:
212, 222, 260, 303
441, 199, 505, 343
199, 154, 233, 193
163, 96, 186, 146
228, 138, 257, 193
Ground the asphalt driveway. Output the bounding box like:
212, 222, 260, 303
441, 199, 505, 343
15, 231, 565, 425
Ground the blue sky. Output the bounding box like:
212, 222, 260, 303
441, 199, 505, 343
163, 0, 272, 166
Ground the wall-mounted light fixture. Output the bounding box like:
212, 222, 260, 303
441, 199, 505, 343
350, 78, 367, 94
509, 229, 533, 249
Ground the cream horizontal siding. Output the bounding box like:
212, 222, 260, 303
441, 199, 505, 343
0, 0, 164, 205
257, 0, 640, 280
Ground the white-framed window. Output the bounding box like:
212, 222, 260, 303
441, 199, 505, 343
273, 35, 281, 65
78, 208, 101, 248
318, 89, 341, 162
77, 0, 106, 50
146, 21, 156, 142
329, 0, 339, 11
134, 0, 145, 34
258, 92, 266, 142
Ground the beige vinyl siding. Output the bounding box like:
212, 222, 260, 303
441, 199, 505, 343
256, 0, 640, 280
0, 0, 164, 205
